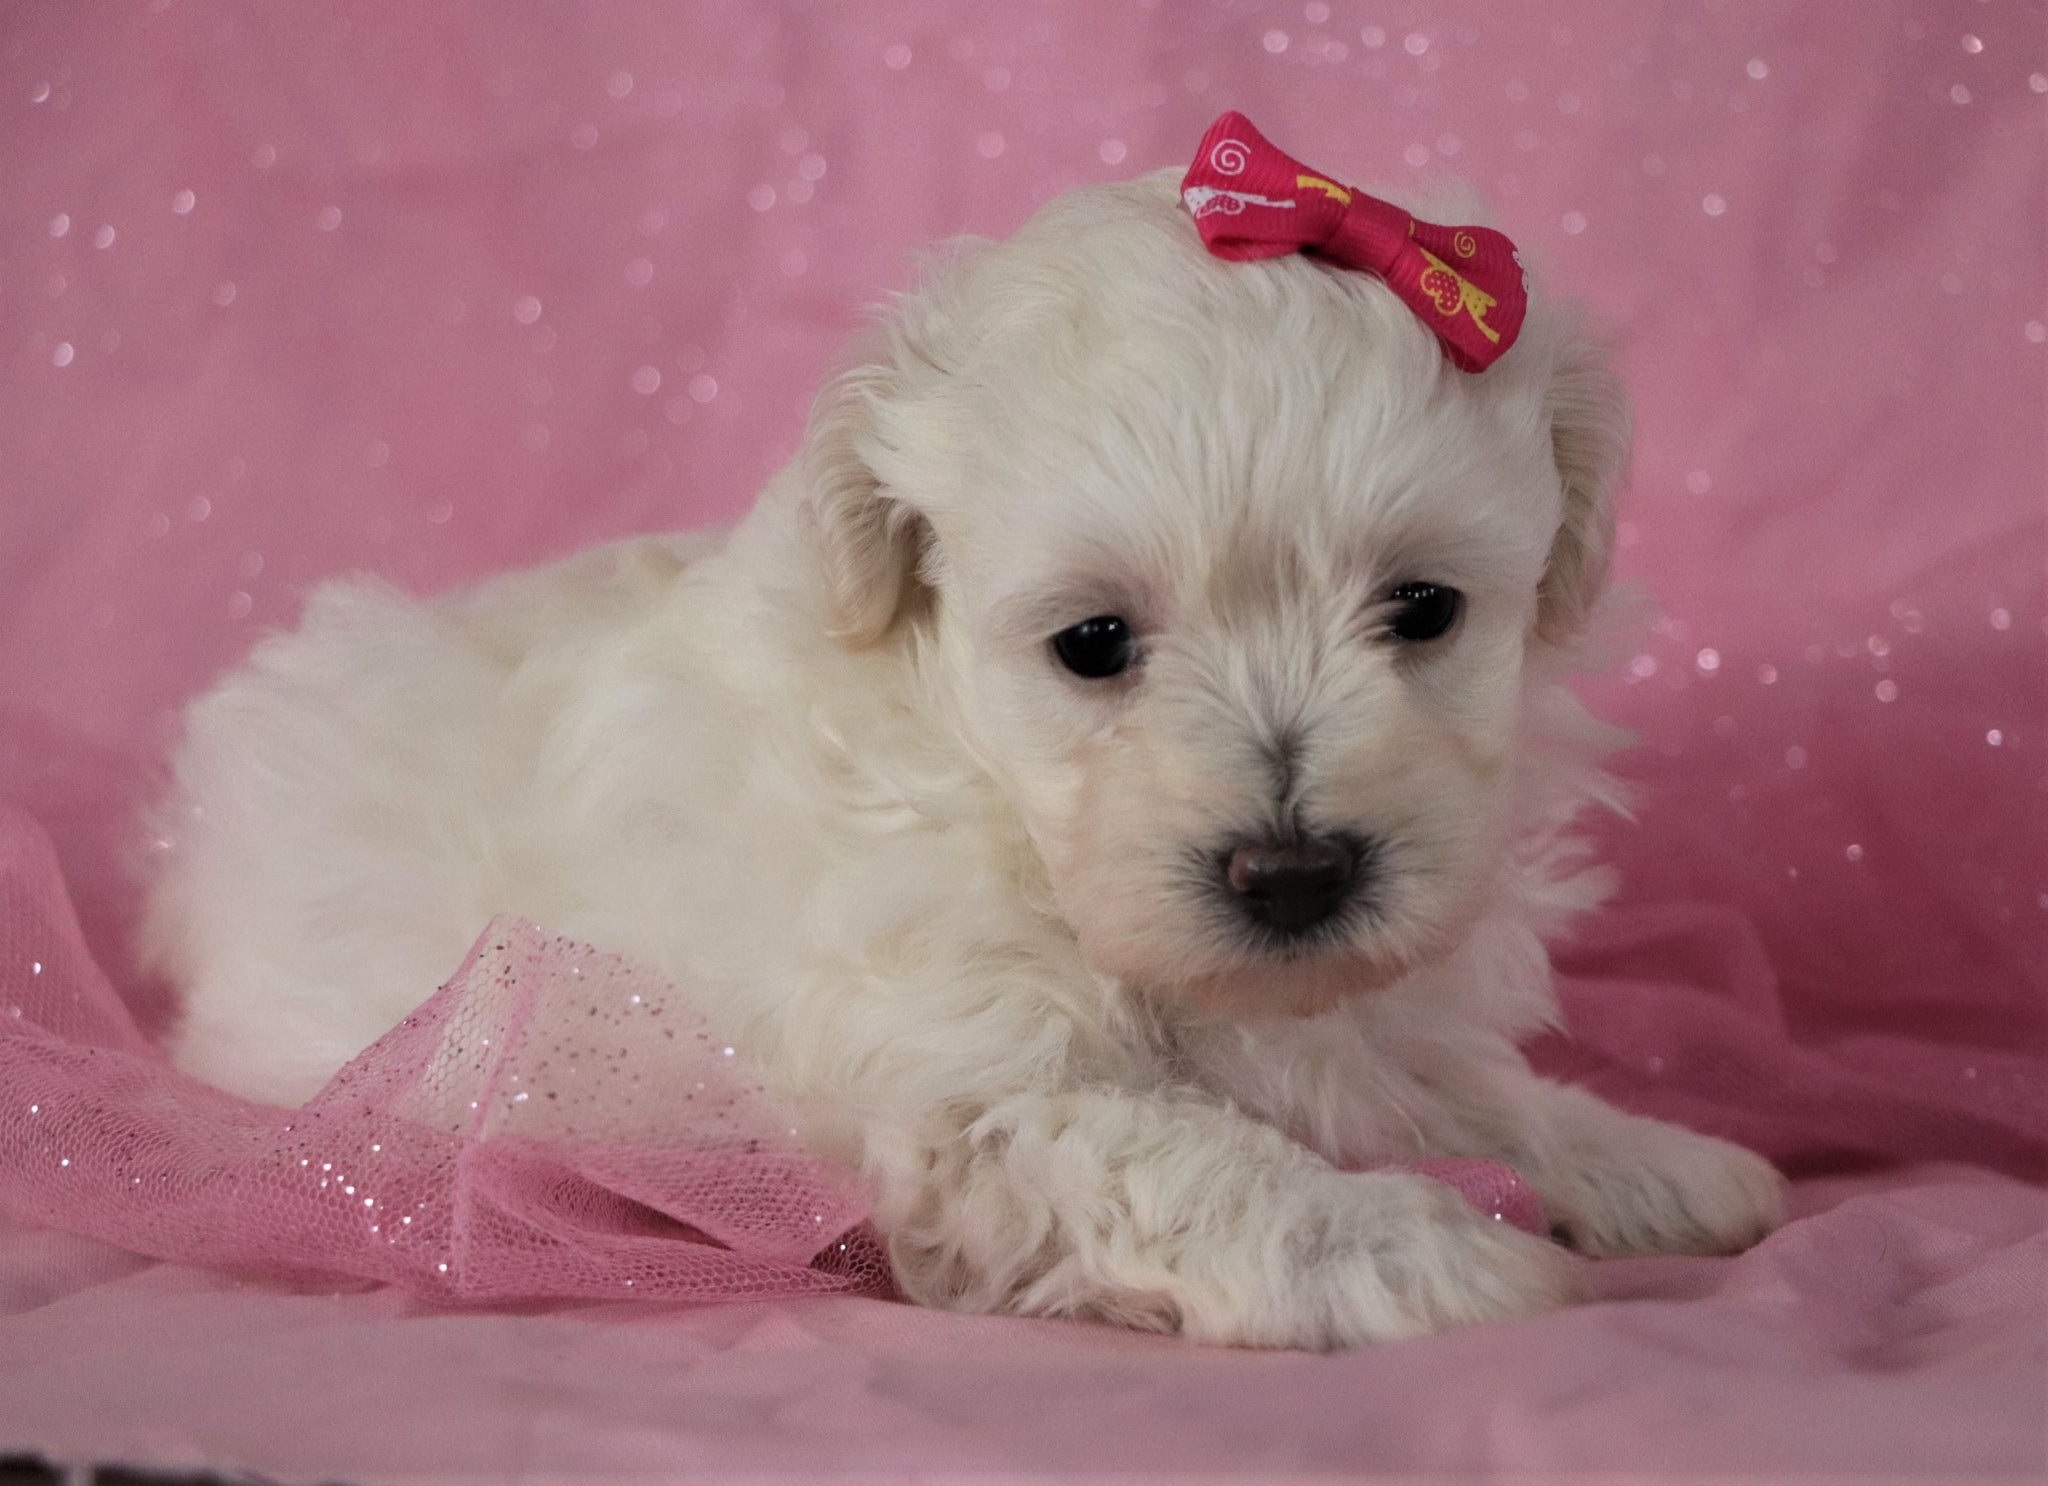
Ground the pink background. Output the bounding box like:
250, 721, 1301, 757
2, 2, 2043, 1481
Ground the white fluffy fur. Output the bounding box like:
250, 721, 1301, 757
143, 170, 1782, 1348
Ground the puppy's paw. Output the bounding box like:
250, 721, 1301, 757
1286, 1174, 1584, 1349
1542, 1117, 1784, 1259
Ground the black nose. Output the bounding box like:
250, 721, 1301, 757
1221, 835, 1362, 934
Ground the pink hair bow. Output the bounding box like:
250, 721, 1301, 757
1181, 111, 1529, 372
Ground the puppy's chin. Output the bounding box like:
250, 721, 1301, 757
1169, 950, 1412, 1020
1081, 930, 1427, 1021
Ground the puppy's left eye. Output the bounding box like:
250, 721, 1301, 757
1051, 615, 1138, 679
1385, 582, 1463, 643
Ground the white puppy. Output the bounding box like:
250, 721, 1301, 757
143, 167, 1782, 1349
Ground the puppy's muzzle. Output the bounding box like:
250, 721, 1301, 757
1220, 833, 1367, 936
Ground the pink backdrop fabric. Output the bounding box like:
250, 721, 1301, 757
2, 2, 2044, 1482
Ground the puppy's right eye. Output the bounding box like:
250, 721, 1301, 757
1051, 616, 1137, 679
1385, 582, 1463, 643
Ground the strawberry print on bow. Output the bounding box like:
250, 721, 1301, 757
1181, 111, 1529, 372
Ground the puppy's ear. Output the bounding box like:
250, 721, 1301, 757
800, 355, 930, 646
1536, 330, 1632, 643
800, 241, 992, 647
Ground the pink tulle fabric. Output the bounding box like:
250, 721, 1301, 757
0, 801, 890, 1303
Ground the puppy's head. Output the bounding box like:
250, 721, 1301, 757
800, 169, 1629, 1017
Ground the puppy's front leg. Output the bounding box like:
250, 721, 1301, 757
1484, 1075, 1785, 1258
877, 1087, 1581, 1349
1392, 1055, 1785, 1258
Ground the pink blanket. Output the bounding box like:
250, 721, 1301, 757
2, 1, 2041, 1479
